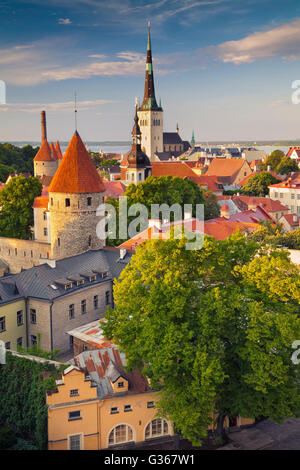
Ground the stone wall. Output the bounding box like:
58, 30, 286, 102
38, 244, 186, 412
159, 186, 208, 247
49, 192, 105, 260
0, 237, 51, 274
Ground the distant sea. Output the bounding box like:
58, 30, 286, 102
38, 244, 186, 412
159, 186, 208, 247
0, 142, 290, 156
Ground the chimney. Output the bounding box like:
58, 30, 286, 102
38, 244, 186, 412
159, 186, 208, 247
41, 110, 47, 143
220, 203, 230, 219
248, 198, 257, 211
120, 248, 127, 260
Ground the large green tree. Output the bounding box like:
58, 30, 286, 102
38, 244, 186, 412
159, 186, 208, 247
0, 143, 38, 177
0, 175, 42, 239
103, 235, 300, 445
242, 172, 281, 196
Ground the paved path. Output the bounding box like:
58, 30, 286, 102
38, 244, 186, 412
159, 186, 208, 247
219, 418, 300, 450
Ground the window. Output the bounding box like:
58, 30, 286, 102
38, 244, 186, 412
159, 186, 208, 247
69, 335, 74, 348
65, 198, 70, 207
58, 238, 60, 247
147, 401, 155, 408
118, 381, 124, 389
69, 434, 82, 450
292, 194, 295, 200
124, 405, 132, 412
108, 425, 134, 446
51, 197, 53, 206
31, 335, 37, 345
44, 228, 48, 236
70, 389, 79, 397
87, 197, 92, 206
90, 275, 97, 282
69, 304, 75, 319
17, 310, 23, 326
30, 309, 36, 324
88, 235, 92, 247
93, 295, 98, 309
15, 248, 18, 256
145, 419, 169, 439
280, 193, 283, 198
43, 212, 47, 221
1, 316, 6, 332
5, 342, 10, 350
81, 300, 86, 314
105, 291, 110, 305
68, 410, 81, 421
110, 407, 119, 414
17, 337, 22, 347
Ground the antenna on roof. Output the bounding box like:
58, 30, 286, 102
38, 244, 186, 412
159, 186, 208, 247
74, 91, 78, 131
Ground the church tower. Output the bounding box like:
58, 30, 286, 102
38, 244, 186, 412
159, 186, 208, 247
137, 23, 163, 161
122, 106, 152, 184
48, 131, 106, 260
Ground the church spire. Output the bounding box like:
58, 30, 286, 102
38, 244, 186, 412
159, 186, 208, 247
140, 22, 161, 111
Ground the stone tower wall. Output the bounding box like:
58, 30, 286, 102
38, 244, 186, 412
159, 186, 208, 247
138, 109, 163, 161
34, 160, 58, 178
49, 192, 105, 259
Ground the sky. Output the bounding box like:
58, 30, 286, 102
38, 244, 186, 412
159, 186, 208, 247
1, 0, 300, 142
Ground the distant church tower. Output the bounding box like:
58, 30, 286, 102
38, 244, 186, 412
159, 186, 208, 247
137, 23, 163, 161
48, 131, 106, 260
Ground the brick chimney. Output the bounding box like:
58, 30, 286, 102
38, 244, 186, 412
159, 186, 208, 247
41, 110, 47, 143
220, 203, 230, 219
248, 197, 257, 211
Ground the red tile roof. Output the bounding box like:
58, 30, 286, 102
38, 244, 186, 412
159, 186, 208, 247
103, 180, 126, 199
282, 213, 299, 227
33, 139, 53, 162
49, 142, 58, 161
151, 161, 198, 178
33, 195, 49, 209
55, 141, 63, 159
184, 175, 223, 192
232, 195, 289, 213
205, 158, 247, 177
49, 131, 105, 194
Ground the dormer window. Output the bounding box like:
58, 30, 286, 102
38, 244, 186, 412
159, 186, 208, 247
89, 275, 97, 282
65, 283, 72, 290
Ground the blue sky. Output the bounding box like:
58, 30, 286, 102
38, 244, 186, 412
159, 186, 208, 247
1, 0, 300, 142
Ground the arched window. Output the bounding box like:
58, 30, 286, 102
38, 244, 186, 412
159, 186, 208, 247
145, 419, 169, 440
108, 424, 134, 446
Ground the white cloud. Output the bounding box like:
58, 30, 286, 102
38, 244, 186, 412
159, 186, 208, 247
57, 18, 72, 24
204, 18, 300, 65
0, 99, 114, 113
0, 45, 35, 65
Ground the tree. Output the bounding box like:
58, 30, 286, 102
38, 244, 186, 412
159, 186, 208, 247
242, 172, 281, 196
276, 157, 298, 175
0, 175, 42, 239
103, 235, 300, 445
264, 150, 285, 171
203, 190, 220, 220
124, 176, 205, 218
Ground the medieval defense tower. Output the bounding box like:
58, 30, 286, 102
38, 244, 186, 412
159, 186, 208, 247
137, 24, 163, 161
33, 111, 59, 179
48, 131, 106, 260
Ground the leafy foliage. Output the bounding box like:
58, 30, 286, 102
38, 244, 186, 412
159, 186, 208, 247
0, 353, 60, 449
0, 174, 42, 239
0, 143, 38, 178
248, 220, 300, 249
103, 235, 300, 445
242, 172, 281, 196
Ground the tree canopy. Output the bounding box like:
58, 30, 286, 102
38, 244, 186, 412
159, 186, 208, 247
0, 175, 42, 239
103, 234, 300, 445
242, 172, 281, 196
0, 143, 38, 179
260, 150, 298, 175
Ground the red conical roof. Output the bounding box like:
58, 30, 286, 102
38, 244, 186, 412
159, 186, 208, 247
50, 142, 58, 161
49, 131, 105, 194
55, 140, 63, 159
33, 139, 53, 162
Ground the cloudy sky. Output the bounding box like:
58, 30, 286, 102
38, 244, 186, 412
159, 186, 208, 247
1, 0, 300, 142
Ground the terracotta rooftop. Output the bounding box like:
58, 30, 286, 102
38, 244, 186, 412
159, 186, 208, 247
55, 141, 63, 159
184, 175, 224, 192
103, 180, 126, 199
49, 131, 105, 194
281, 213, 299, 227
49, 142, 58, 161
232, 195, 289, 213
33, 139, 53, 162
151, 161, 198, 178
33, 195, 49, 209
205, 158, 250, 184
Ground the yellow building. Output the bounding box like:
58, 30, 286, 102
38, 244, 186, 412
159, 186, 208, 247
47, 350, 173, 450
0, 298, 26, 350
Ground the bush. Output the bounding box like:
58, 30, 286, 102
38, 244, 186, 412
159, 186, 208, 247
0, 427, 17, 449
